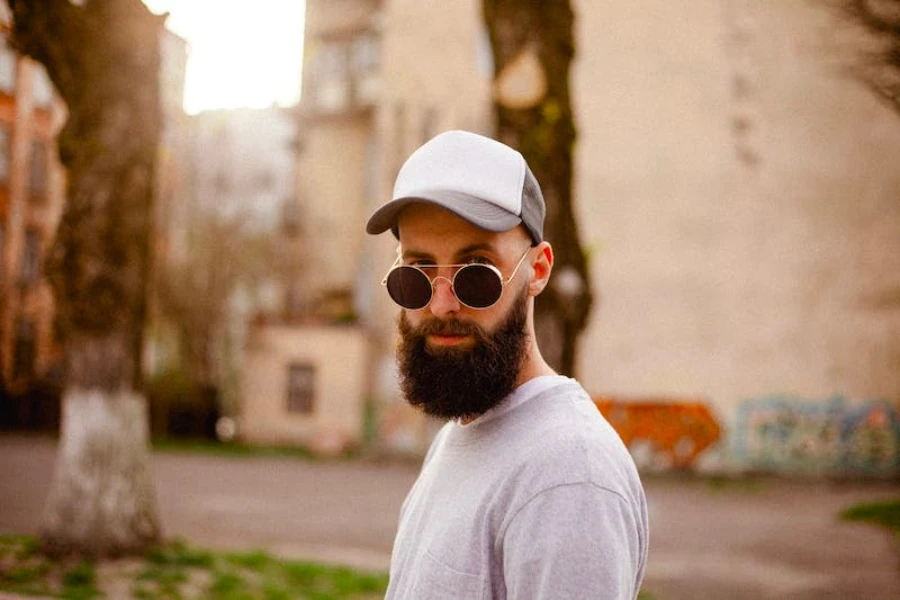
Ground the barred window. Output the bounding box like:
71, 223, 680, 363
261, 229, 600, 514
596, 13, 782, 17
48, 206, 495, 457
13, 319, 36, 380
0, 36, 16, 93
286, 363, 316, 414
20, 229, 41, 284
32, 64, 54, 108
0, 123, 9, 184
29, 139, 48, 198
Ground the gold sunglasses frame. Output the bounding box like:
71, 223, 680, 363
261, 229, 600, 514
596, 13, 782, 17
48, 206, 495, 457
380, 246, 533, 310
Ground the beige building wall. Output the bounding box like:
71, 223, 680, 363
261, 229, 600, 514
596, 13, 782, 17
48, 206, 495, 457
573, 0, 900, 428
239, 324, 368, 453
300, 118, 373, 294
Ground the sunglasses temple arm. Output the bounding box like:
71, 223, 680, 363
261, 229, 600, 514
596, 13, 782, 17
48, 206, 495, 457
381, 254, 402, 286
504, 247, 533, 284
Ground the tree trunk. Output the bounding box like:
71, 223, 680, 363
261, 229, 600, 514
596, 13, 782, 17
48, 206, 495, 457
9, 0, 164, 557
482, 0, 592, 375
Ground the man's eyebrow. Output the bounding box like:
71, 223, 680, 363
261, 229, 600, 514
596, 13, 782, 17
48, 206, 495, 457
400, 249, 435, 261
401, 243, 498, 262
457, 243, 495, 255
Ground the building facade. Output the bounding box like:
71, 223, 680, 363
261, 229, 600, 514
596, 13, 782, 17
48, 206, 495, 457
0, 32, 66, 410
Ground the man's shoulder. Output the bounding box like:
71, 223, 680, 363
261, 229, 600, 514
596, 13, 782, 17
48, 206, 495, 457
500, 382, 642, 493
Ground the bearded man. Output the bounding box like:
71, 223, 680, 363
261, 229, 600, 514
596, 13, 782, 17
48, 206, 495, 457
367, 130, 649, 600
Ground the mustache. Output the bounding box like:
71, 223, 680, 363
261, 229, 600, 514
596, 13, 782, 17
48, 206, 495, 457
412, 318, 485, 338
399, 315, 495, 353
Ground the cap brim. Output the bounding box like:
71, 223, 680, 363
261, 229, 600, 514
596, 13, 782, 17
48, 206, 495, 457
366, 190, 522, 239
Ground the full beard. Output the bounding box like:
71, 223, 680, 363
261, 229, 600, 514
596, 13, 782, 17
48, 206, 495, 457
397, 288, 530, 421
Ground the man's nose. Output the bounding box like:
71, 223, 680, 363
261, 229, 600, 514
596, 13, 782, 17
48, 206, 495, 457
428, 276, 460, 317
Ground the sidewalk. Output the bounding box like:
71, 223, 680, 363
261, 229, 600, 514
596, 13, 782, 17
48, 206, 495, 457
2, 434, 898, 599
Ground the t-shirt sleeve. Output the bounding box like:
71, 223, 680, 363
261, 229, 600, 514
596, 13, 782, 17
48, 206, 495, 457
501, 482, 644, 600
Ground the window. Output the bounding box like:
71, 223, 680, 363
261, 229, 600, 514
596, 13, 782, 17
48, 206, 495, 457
32, 64, 54, 108
306, 30, 381, 114
286, 363, 316, 414
0, 36, 16, 94
0, 123, 9, 185
352, 33, 379, 74
12, 319, 36, 380
20, 229, 41, 284
312, 41, 350, 113
29, 139, 48, 199
352, 33, 380, 104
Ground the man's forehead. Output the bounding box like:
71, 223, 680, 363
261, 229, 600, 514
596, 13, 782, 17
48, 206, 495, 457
396, 202, 471, 228
396, 202, 529, 253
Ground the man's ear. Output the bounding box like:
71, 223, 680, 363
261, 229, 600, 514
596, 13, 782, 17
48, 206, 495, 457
528, 241, 554, 297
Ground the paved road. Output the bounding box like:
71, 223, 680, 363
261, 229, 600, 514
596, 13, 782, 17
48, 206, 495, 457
2, 434, 898, 599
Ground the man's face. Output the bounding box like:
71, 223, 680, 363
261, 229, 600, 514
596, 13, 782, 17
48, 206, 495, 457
395, 204, 534, 338
393, 205, 535, 420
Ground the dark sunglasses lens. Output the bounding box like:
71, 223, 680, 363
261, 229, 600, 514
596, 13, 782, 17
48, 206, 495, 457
454, 265, 503, 308
386, 266, 432, 309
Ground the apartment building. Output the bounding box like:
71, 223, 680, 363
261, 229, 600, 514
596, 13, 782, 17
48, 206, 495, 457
0, 33, 66, 408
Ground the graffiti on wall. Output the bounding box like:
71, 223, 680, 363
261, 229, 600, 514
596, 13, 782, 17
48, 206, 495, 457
733, 396, 900, 475
593, 397, 722, 470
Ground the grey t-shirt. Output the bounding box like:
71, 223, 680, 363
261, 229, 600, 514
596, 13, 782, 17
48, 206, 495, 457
386, 376, 649, 599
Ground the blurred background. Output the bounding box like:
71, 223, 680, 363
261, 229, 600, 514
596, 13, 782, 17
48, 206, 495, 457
1, 0, 899, 478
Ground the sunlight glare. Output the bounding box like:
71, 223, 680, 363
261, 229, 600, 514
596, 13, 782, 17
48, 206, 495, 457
143, 0, 306, 115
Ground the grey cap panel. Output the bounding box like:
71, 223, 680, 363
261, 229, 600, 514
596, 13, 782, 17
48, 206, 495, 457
366, 190, 523, 238
519, 166, 545, 244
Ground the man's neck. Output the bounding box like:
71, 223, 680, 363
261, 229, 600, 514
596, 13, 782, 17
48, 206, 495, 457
458, 360, 558, 425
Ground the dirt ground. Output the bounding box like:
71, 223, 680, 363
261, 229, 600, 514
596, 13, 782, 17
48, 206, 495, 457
1, 434, 898, 599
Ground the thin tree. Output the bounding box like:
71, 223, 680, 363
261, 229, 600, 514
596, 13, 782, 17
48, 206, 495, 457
155, 209, 282, 392
9, 0, 164, 556
482, 0, 592, 376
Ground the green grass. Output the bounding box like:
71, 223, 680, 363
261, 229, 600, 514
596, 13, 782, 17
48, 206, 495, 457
0, 534, 658, 599
0, 535, 388, 599
151, 438, 319, 460
841, 498, 900, 537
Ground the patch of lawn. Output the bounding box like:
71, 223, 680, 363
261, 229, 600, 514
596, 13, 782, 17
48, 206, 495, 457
0, 534, 102, 599
150, 438, 363, 461
841, 498, 900, 536
0, 535, 388, 599
151, 438, 317, 460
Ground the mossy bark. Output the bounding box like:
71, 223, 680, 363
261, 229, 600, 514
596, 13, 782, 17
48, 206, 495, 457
483, 0, 593, 375
9, 0, 164, 557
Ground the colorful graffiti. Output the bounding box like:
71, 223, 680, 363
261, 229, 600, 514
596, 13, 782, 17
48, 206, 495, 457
733, 396, 900, 475
593, 397, 722, 470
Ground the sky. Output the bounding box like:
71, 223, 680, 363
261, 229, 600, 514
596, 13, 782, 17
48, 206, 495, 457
143, 0, 306, 115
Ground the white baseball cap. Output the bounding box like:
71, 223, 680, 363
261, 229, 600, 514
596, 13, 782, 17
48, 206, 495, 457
366, 130, 545, 244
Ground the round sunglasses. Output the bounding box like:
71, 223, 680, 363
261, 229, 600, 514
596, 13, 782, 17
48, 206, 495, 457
381, 247, 533, 310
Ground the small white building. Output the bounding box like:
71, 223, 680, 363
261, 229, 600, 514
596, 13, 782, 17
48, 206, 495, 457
239, 323, 369, 455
